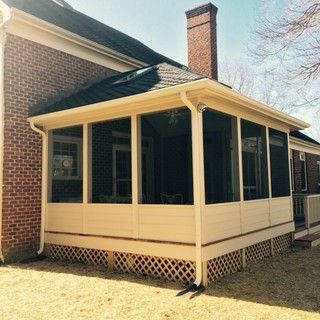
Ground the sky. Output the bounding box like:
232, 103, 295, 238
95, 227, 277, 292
66, 0, 318, 139
66, 0, 258, 65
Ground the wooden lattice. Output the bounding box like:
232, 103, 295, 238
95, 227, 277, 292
273, 233, 292, 254
114, 252, 196, 283
207, 250, 242, 283
245, 239, 271, 264
49, 244, 109, 266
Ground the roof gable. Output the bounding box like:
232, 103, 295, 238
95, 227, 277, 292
2, 0, 182, 67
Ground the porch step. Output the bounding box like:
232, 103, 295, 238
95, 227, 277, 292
294, 232, 320, 248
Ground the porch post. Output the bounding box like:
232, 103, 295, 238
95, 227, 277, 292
237, 117, 244, 234
131, 114, 140, 238
181, 92, 205, 285
287, 133, 294, 222
266, 127, 272, 226
83, 123, 89, 204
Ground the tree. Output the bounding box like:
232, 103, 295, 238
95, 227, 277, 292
249, 0, 320, 140
219, 60, 295, 113
251, 0, 320, 86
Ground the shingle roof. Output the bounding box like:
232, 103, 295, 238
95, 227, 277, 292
290, 131, 320, 146
3, 0, 182, 67
30, 63, 205, 116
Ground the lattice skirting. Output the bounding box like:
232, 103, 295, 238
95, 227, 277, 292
46, 244, 195, 283
207, 233, 292, 284
45, 233, 291, 286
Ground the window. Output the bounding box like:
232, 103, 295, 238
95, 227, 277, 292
91, 118, 131, 203
317, 161, 320, 186
241, 120, 269, 200
140, 107, 193, 204
52, 137, 82, 179
300, 152, 307, 191
290, 149, 295, 191
269, 129, 290, 197
203, 109, 239, 204
50, 126, 83, 203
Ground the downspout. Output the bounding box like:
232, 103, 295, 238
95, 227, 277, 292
0, 28, 6, 262
29, 121, 47, 255
180, 91, 204, 287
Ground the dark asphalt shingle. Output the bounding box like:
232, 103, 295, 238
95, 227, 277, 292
290, 131, 320, 146
30, 63, 205, 116
3, 0, 182, 67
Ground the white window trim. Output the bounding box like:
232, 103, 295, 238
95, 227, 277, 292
52, 134, 83, 181
317, 161, 320, 186
300, 152, 308, 191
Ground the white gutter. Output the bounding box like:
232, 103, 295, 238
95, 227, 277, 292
0, 28, 5, 262
28, 79, 309, 131
180, 91, 203, 286
29, 122, 48, 255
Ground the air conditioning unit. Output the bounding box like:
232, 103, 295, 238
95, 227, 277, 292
299, 152, 305, 161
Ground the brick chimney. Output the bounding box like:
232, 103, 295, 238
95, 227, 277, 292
185, 3, 218, 80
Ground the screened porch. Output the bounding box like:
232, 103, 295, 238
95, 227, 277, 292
45, 104, 293, 246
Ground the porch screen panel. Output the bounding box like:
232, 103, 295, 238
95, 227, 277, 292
140, 107, 193, 204
269, 128, 290, 197
91, 118, 131, 203
50, 125, 83, 203
241, 120, 269, 200
203, 109, 240, 204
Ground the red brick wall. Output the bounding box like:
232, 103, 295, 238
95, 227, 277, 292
292, 149, 320, 194
186, 3, 218, 80
2, 34, 117, 262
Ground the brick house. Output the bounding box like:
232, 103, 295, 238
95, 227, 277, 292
289, 131, 320, 231
0, 0, 318, 286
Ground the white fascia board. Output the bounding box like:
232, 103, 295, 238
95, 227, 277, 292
28, 78, 309, 132
0, 1, 11, 23
4, 7, 146, 71
204, 81, 310, 131
289, 137, 320, 155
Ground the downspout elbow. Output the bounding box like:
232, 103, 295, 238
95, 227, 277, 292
29, 121, 47, 255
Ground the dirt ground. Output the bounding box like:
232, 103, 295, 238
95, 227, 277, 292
1, 246, 320, 320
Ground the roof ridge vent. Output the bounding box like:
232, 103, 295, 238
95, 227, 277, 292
114, 66, 154, 84
51, 0, 74, 10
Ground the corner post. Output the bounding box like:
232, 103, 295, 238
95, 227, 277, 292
181, 91, 205, 286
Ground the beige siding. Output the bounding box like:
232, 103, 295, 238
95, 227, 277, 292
45, 232, 196, 261
242, 200, 270, 233
138, 206, 195, 243
202, 221, 294, 261
202, 203, 241, 244
84, 204, 133, 238
270, 197, 291, 225
46, 204, 195, 243
46, 204, 84, 233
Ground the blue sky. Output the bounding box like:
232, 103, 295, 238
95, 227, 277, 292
66, 0, 318, 139
67, 0, 258, 65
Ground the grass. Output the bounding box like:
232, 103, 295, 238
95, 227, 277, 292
1, 246, 320, 320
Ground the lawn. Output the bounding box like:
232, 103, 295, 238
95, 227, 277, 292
1, 246, 320, 320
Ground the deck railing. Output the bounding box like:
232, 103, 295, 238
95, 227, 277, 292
293, 194, 320, 228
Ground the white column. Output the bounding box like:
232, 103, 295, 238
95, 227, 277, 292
237, 117, 244, 233
131, 114, 140, 238
191, 109, 205, 283
266, 127, 272, 226
83, 123, 89, 204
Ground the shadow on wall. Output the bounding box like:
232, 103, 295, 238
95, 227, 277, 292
11, 246, 320, 313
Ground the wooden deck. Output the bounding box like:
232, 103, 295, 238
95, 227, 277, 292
294, 231, 320, 247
